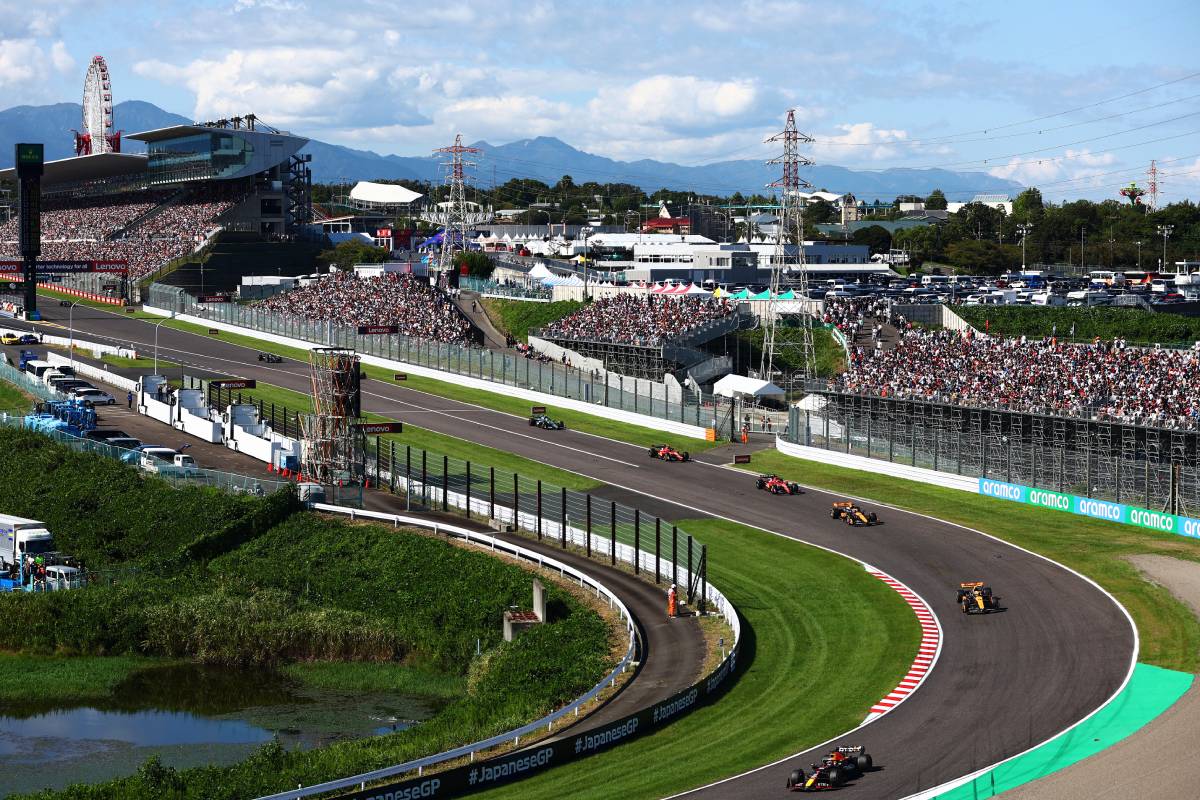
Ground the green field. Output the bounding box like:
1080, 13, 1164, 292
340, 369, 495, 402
739, 450, 1200, 672
954, 304, 1200, 346
478, 516, 920, 800
480, 298, 582, 343
0, 379, 31, 410
101, 354, 178, 370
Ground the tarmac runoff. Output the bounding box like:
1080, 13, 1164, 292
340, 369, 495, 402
941, 554, 1200, 800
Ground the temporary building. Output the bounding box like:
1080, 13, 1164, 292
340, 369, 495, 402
712, 375, 786, 399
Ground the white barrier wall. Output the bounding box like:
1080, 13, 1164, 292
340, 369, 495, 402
38, 334, 137, 359
45, 353, 139, 394
775, 435, 980, 493
142, 307, 710, 439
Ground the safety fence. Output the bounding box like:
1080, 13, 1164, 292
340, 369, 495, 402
0, 359, 61, 402
788, 390, 1200, 518
144, 282, 717, 429
459, 276, 551, 301
363, 438, 709, 606
0, 410, 291, 496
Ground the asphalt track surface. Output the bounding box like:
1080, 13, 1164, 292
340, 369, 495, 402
12, 306, 1137, 799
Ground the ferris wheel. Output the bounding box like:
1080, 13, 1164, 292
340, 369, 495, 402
74, 55, 121, 156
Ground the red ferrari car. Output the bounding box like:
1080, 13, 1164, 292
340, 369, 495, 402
756, 474, 802, 495
648, 444, 690, 462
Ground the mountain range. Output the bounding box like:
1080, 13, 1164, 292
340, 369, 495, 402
0, 100, 1024, 201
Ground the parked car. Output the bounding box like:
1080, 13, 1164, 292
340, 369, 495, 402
72, 388, 116, 405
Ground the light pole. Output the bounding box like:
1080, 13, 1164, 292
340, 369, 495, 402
66, 300, 80, 372
1080, 225, 1086, 275
1136, 241, 1143, 270
152, 318, 170, 375
1158, 224, 1174, 271
581, 225, 593, 301
1017, 223, 1033, 270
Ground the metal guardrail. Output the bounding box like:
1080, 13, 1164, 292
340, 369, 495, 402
253, 505, 640, 800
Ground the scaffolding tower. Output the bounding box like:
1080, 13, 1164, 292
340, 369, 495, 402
299, 347, 362, 485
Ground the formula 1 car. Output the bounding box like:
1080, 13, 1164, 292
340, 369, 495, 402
957, 582, 1001, 614
648, 444, 690, 462
830, 501, 879, 526
258, 352, 284, 363
756, 474, 802, 495
528, 414, 565, 430
786, 746, 873, 792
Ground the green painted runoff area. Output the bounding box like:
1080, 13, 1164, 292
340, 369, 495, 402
931, 663, 1192, 799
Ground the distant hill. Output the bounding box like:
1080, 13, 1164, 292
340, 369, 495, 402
0, 101, 1024, 201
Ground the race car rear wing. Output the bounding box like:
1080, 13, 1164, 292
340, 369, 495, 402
959, 581, 984, 589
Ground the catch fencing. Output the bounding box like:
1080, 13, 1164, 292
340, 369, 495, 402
364, 438, 709, 605
145, 282, 718, 429
788, 390, 1200, 517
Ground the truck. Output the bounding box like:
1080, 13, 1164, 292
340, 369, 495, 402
139, 449, 202, 478
0, 513, 56, 572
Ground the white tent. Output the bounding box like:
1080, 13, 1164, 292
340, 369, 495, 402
527, 263, 555, 280
349, 181, 423, 206
682, 283, 710, 295
713, 375, 785, 399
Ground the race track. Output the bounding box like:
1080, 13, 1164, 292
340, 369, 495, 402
11, 305, 1136, 798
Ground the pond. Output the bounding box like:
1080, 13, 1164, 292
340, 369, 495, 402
0, 663, 445, 796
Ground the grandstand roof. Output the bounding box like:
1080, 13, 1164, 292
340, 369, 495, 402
126, 124, 299, 143
350, 181, 423, 206
0, 152, 147, 185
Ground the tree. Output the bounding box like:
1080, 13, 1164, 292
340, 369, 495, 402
456, 251, 494, 279
1013, 188, 1044, 222
924, 189, 947, 210
851, 224, 893, 256
317, 240, 387, 271
943, 240, 1020, 275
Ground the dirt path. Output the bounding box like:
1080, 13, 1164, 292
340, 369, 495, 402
1001, 554, 1200, 800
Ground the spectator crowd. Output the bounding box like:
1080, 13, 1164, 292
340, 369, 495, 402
257, 272, 474, 345
0, 190, 234, 282
834, 321, 1200, 430
541, 295, 736, 347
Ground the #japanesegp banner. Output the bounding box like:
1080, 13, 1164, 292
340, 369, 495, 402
978, 478, 1200, 539
337, 648, 739, 800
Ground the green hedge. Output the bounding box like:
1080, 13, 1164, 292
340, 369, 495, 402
955, 305, 1200, 345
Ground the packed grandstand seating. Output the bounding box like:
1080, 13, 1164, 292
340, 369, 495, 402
0, 190, 235, 282
833, 310, 1200, 429
540, 294, 736, 347
257, 272, 474, 345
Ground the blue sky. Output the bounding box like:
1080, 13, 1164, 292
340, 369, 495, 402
2, 0, 1198, 200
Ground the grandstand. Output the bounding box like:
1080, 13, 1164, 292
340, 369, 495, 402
536, 294, 750, 380
0, 116, 311, 298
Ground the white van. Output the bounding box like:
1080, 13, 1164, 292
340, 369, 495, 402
921, 275, 951, 287
23, 360, 54, 379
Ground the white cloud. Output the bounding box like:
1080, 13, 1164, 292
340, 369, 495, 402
0, 38, 75, 103
988, 148, 1117, 186
810, 122, 913, 162
589, 76, 762, 134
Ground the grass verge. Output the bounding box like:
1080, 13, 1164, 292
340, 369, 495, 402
475, 516, 920, 800
282, 661, 466, 699
0, 378, 32, 409
0, 654, 176, 707
480, 298, 581, 343
101, 354, 177, 370
739, 449, 1200, 672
